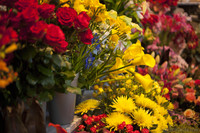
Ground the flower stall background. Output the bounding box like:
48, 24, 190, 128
0, 0, 200, 133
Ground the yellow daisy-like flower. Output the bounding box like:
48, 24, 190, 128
134, 94, 158, 109
75, 99, 100, 115
105, 112, 132, 131
153, 105, 168, 116
155, 95, 168, 105
131, 108, 153, 129
110, 96, 136, 113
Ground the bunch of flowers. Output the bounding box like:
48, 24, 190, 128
142, 12, 199, 53
137, 57, 200, 127
146, 0, 178, 13
75, 40, 174, 133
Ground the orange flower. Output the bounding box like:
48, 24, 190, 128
186, 88, 196, 93
183, 109, 195, 119
195, 96, 200, 106
0, 60, 9, 72
185, 92, 196, 103
185, 80, 195, 88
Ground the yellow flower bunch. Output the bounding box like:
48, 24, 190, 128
89, 71, 174, 132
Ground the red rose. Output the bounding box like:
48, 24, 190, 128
79, 29, 93, 45
30, 21, 48, 39
15, 0, 38, 12
54, 41, 68, 53
21, 7, 39, 25
0, 26, 18, 47
38, 3, 55, 19
45, 24, 66, 47
74, 11, 91, 30
56, 7, 77, 27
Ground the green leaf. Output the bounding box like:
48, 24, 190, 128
61, 70, 75, 80
52, 54, 66, 67
40, 75, 55, 87
66, 86, 81, 95
26, 74, 38, 85
37, 64, 53, 76
21, 46, 37, 61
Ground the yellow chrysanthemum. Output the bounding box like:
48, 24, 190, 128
134, 94, 158, 109
153, 105, 168, 116
153, 114, 169, 131
155, 95, 168, 105
110, 96, 136, 113
131, 108, 153, 129
105, 112, 132, 131
75, 99, 100, 115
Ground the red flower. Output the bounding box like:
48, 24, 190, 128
0, 26, 18, 47
30, 20, 48, 39
126, 124, 133, 132
0, 0, 18, 7
38, 3, 55, 19
74, 11, 91, 30
185, 92, 196, 103
141, 128, 149, 133
195, 79, 200, 85
21, 7, 39, 25
15, 0, 38, 12
45, 24, 65, 47
90, 126, 97, 133
56, 7, 77, 27
118, 121, 126, 130
82, 114, 89, 120
54, 40, 68, 53
48, 123, 68, 133
78, 125, 85, 131
84, 117, 93, 125
79, 29, 93, 45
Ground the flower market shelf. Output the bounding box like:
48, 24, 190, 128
46, 115, 81, 133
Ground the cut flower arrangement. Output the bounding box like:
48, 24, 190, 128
75, 40, 174, 133
0, 0, 145, 132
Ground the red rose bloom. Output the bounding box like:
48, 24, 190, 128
0, 26, 18, 47
54, 41, 68, 53
74, 11, 91, 30
30, 21, 48, 39
79, 29, 93, 45
15, 0, 38, 12
38, 3, 55, 19
56, 7, 77, 27
45, 24, 66, 48
21, 7, 39, 25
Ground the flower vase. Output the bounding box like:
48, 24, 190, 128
48, 74, 78, 125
